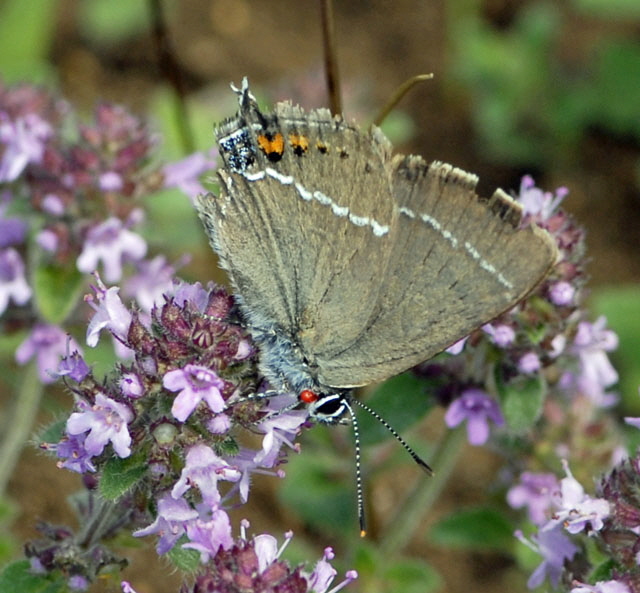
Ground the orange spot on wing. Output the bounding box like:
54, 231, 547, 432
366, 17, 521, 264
257, 132, 285, 161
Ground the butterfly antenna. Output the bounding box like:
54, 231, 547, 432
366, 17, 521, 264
350, 398, 434, 476
342, 400, 367, 537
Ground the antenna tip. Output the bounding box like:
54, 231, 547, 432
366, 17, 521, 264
360, 529, 367, 538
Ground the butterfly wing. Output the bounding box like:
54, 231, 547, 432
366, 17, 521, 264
197, 84, 402, 387
315, 156, 557, 387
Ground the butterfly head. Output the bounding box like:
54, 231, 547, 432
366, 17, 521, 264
299, 389, 352, 425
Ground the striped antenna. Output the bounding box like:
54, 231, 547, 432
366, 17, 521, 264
349, 398, 433, 475
341, 400, 367, 537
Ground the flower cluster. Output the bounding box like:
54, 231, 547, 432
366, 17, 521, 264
171, 523, 357, 593
424, 175, 610, 448
38, 278, 311, 587
508, 452, 640, 593
0, 80, 213, 380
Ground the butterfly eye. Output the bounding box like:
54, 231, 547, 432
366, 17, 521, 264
299, 389, 318, 404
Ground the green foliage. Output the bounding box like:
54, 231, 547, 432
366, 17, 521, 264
167, 539, 201, 573
32, 263, 86, 326
496, 371, 546, 434
37, 418, 66, 446
99, 452, 148, 500
585, 41, 640, 141
0, 560, 67, 593
355, 542, 441, 593
0, 0, 58, 82
359, 373, 434, 446
450, 2, 640, 166
0, 498, 17, 564
277, 447, 355, 535
428, 506, 515, 553
78, 0, 150, 45
573, 0, 640, 19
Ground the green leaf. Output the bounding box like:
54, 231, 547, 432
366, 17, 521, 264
359, 373, 434, 446
428, 507, 515, 552
353, 540, 442, 593
78, 0, 149, 44
37, 418, 66, 446
99, 452, 148, 500
383, 557, 442, 593
167, 538, 200, 573
278, 446, 355, 535
588, 41, 640, 139
573, 0, 640, 19
496, 371, 546, 434
0, 0, 57, 83
33, 263, 86, 325
0, 560, 66, 593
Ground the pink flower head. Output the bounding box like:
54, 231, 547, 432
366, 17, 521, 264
77, 216, 147, 282
164, 364, 226, 422
66, 392, 133, 458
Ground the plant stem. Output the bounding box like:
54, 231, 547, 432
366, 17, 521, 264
0, 361, 44, 495
378, 426, 467, 556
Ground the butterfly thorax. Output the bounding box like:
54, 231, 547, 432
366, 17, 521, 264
245, 312, 352, 423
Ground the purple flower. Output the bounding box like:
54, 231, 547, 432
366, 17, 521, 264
36, 229, 58, 252
444, 388, 505, 445
254, 405, 307, 468
171, 280, 211, 312
0, 216, 28, 248
518, 175, 567, 221
307, 546, 358, 593
41, 193, 64, 216
206, 413, 231, 434
171, 444, 241, 506
518, 351, 541, 374
507, 472, 560, 525
16, 324, 79, 383
0, 111, 52, 182
567, 317, 619, 406
121, 582, 139, 593
66, 392, 133, 458
57, 350, 91, 383
123, 255, 180, 312
307, 547, 337, 593
549, 280, 575, 306
119, 372, 143, 398
67, 574, 89, 591
50, 433, 96, 473
163, 150, 216, 200
571, 581, 631, 593
183, 507, 234, 563
446, 336, 467, 355
98, 171, 123, 192
163, 364, 226, 422
133, 494, 199, 554
77, 217, 147, 282
187, 526, 356, 593
86, 284, 132, 347
543, 460, 610, 534
483, 323, 516, 347
0, 247, 31, 315
516, 525, 578, 588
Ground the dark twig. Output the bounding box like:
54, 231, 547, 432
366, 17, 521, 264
148, 0, 195, 153
319, 0, 342, 115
